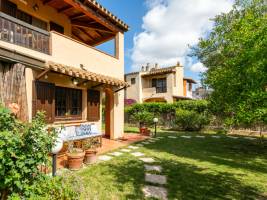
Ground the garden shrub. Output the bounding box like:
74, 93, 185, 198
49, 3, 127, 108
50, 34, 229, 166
175, 109, 211, 131
125, 100, 210, 128
0, 106, 79, 199
131, 111, 154, 127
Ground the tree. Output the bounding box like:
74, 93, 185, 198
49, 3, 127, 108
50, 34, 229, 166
192, 0, 267, 130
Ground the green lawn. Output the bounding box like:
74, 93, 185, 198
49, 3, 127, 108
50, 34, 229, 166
66, 131, 267, 200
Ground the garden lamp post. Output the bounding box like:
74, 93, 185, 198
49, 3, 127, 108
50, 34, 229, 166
153, 118, 158, 137
51, 137, 63, 177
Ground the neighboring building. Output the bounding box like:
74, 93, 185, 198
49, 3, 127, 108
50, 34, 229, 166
125, 63, 196, 103
193, 86, 212, 99
0, 0, 129, 139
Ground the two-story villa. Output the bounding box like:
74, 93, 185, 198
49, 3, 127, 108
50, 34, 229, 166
125, 63, 196, 103
0, 0, 129, 139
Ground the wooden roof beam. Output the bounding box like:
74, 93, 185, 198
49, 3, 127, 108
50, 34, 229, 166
71, 20, 113, 34
58, 5, 73, 13
43, 0, 54, 5
77, 27, 95, 41
36, 69, 50, 80
63, 0, 121, 33
72, 31, 87, 43
70, 13, 86, 20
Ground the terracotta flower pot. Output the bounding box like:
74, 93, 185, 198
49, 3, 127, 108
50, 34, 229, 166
84, 149, 98, 164
67, 150, 85, 170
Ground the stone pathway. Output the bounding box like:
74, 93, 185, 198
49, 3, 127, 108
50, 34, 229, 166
139, 157, 155, 163
131, 152, 145, 157
195, 135, 205, 138
109, 152, 123, 157
142, 185, 167, 200
168, 136, 177, 139
181, 136, 192, 139
145, 173, 167, 185
120, 149, 131, 152
98, 155, 113, 161
145, 165, 162, 172
128, 145, 139, 149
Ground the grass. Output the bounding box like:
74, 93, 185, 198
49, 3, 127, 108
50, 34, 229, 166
66, 130, 267, 200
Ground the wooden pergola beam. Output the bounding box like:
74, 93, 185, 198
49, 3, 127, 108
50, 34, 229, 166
77, 27, 95, 41
71, 20, 114, 34
72, 31, 87, 43
43, 0, 54, 5
77, 80, 89, 86
36, 69, 50, 80
91, 83, 105, 89
70, 13, 86, 20
58, 5, 73, 13
63, 0, 121, 33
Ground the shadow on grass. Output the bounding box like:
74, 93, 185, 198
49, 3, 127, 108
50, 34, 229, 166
77, 158, 145, 199
146, 132, 267, 175
158, 159, 261, 200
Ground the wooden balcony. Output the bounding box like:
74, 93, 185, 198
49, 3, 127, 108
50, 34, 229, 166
0, 12, 50, 55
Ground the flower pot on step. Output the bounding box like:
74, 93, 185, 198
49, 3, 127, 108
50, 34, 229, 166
84, 149, 98, 164
67, 149, 85, 170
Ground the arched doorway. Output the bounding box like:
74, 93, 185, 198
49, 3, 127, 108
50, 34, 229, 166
104, 88, 114, 139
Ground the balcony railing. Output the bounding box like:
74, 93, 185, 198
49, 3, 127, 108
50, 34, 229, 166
0, 12, 50, 54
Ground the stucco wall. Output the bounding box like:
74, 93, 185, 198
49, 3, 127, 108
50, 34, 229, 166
125, 73, 140, 103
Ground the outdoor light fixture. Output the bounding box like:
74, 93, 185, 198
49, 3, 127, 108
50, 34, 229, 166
72, 78, 79, 85
51, 137, 63, 176
33, 4, 39, 11
153, 117, 158, 137
44, 74, 48, 79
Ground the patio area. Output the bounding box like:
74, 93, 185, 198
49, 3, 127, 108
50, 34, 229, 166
97, 133, 149, 155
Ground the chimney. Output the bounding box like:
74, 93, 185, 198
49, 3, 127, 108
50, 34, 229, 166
155, 63, 159, 69
177, 61, 181, 67
141, 66, 145, 72
146, 63, 150, 71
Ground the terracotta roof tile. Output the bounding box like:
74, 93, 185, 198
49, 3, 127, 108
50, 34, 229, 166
46, 61, 129, 87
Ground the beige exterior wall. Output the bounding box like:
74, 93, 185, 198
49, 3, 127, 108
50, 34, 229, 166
125, 65, 189, 103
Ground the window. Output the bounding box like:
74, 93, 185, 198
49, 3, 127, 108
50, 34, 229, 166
50, 22, 64, 34
131, 78, 136, 85
151, 78, 167, 93
55, 86, 82, 120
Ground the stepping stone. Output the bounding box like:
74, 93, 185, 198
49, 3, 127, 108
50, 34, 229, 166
120, 149, 131, 152
131, 152, 145, 157
128, 145, 139, 149
211, 136, 221, 138
142, 185, 167, 200
168, 136, 177, 139
148, 140, 156, 143
139, 157, 155, 163
157, 137, 164, 139
109, 152, 123, 157
142, 142, 150, 144
144, 165, 162, 172
181, 136, 192, 139
244, 137, 256, 140
195, 135, 205, 138
136, 144, 144, 147
227, 136, 238, 139
145, 173, 167, 185
98, 155, 112, 161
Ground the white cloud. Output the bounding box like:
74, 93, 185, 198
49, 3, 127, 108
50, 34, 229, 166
190, 62, 207, 73
131, 0, 233, 71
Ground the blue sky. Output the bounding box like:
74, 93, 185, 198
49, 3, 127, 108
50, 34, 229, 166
96, 0, 233, 83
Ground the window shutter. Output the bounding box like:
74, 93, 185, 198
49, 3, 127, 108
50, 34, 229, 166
87, 89, 100, 121
32, 81, 55, 123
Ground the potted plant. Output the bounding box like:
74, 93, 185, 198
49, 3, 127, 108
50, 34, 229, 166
83, 138, 99, 164
67, 140, 85, 170
132, 111, 153, 135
